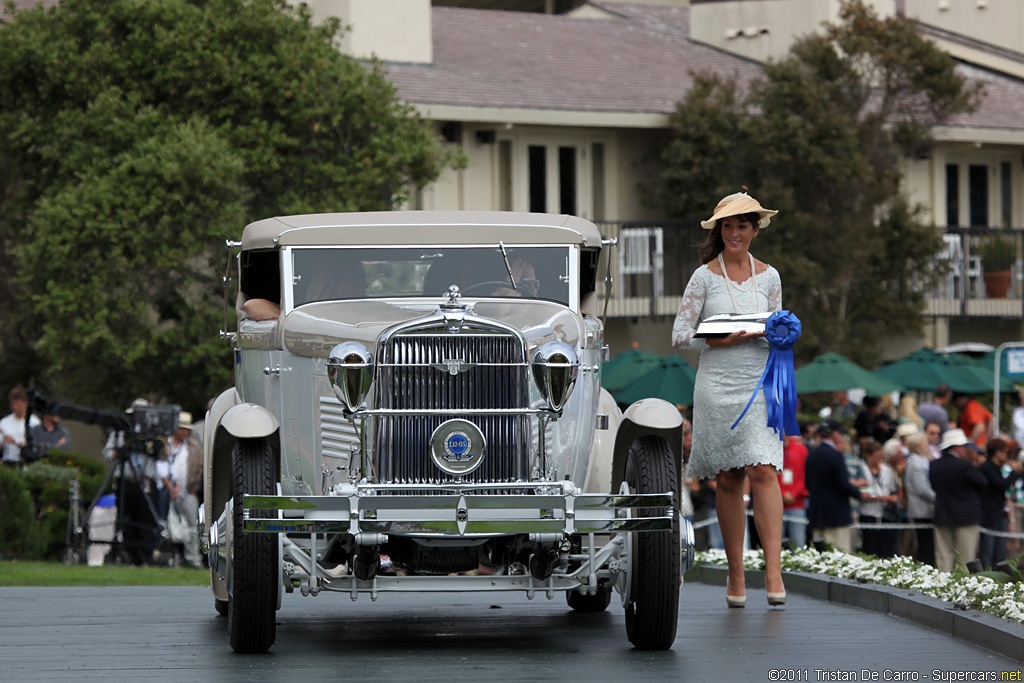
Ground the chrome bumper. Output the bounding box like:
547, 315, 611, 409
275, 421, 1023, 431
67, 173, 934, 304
242, 482, 675, 537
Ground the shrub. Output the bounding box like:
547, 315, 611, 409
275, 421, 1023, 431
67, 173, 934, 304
0, 466, 45, 560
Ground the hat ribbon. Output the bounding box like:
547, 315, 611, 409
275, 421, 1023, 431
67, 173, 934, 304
731, 310, 802, 440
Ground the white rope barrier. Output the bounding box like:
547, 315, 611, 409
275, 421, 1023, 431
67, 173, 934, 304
687, 509, 1024, 539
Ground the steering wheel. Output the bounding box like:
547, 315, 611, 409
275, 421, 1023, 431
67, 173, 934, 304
460, 280, 535, 297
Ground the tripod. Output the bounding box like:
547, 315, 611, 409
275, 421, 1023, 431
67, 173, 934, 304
69, 436, 170, 566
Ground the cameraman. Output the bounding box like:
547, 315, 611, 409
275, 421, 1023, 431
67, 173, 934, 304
103, 399, 159, 565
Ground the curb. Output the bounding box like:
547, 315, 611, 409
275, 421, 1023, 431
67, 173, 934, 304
686, 564, 1024, 661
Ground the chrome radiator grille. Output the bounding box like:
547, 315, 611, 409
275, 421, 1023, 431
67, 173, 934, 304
375, 329, 530, 484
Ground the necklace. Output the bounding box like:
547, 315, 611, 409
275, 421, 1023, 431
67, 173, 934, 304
718, 252, 758, 313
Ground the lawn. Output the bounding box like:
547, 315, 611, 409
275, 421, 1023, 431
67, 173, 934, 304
0, 561, 210, 587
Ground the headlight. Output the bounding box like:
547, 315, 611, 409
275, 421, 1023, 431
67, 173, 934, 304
531, 341, 579, 412
327, 342, 374, 412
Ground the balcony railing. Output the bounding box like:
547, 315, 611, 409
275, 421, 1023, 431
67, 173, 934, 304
595, 221, 1024, 320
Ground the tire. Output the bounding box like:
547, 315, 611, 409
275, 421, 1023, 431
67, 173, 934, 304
214, 599, 229, 617
566, 583, 612, 612
61, 546, 86, 566
227, 438, 278, 654
622, 436, 680, 651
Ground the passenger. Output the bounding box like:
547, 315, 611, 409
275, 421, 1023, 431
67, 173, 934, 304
243, 252, 367, 321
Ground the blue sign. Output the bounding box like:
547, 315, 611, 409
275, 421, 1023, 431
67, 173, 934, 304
1007, 349, 1024, 376
445, 433, 470, 459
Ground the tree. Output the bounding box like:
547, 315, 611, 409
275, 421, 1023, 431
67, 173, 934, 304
0, 0, 458, 410
655, 0, 982, 367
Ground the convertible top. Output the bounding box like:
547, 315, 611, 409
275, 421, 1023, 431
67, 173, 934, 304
240, 211, 603, 250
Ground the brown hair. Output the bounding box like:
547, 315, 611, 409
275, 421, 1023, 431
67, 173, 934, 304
698, 212, 761, 265
987, 437, 1009, 458
8, 386, 27, 403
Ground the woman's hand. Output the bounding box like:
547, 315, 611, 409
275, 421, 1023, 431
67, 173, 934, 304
706, 330, 766, 348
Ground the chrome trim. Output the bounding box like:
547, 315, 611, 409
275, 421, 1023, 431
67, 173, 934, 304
243, 491, 674, 536
531, 340, 579, 412
327, 341, 374, 412
373, 313, 531, 486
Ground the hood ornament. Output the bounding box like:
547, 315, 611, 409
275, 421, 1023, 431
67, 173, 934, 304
440, 284, 467, 334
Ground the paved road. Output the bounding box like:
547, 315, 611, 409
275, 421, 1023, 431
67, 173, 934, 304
1, 582, 1020, 682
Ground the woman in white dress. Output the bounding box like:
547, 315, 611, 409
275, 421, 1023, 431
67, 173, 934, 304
672, 192, 787, 608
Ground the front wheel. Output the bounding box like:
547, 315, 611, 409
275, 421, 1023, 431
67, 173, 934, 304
227, 438, 278, 654
622, 436, 680, 650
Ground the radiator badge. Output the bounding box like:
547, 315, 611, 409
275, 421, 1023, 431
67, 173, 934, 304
430, 419, 486, 476
433, 358, 474, 375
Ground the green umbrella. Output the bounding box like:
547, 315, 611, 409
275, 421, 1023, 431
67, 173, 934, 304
875, 348, 991, 394
942, 352, 1002, 394
602, 350, 662, 393
614, 356, 697, 406
975, 350, 1018, 393
794, 352, 904, 395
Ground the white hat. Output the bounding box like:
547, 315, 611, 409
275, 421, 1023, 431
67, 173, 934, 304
896, 423, 919, 438
178, 412, 194, 430
938, 428, 969, 451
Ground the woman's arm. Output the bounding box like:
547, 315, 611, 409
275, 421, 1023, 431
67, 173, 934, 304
671, 269, 710, 351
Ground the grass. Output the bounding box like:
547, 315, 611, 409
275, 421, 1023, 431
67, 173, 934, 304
0, 561, 211, 587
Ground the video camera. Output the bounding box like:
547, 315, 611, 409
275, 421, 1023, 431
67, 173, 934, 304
130, 404, 180, 442
25, 388, 181, 447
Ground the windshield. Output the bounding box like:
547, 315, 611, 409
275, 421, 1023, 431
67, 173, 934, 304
290, 246, 572, 307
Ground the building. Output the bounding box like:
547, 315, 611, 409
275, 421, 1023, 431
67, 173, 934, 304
316, 0, 1024, 361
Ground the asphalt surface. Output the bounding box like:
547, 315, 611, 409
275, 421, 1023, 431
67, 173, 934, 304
1, 582, 1020, 682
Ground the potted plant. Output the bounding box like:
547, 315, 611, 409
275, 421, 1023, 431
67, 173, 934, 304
978, 232, 1017, 299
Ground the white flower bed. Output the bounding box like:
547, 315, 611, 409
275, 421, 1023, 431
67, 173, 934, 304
695, 548, 1024, 624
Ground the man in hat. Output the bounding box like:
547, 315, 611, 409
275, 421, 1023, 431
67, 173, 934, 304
929, 428, 987, 572
162, 411, 203, 568
805, 420, 865, 554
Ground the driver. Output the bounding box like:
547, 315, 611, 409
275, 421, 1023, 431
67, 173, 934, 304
489, 257, 538, 297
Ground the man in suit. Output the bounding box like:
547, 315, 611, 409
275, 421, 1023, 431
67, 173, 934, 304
929, 428, 987, 572
805, 420, 865, 554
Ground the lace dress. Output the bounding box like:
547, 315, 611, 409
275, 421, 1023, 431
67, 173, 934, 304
672, 263, 784, 480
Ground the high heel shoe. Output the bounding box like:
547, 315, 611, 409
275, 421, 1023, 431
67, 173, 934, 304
726, 593, 747, 608
726, 578, 746, 608
767, 591, 787, 606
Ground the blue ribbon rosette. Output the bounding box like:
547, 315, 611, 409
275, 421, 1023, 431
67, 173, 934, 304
730, 310, 801, 440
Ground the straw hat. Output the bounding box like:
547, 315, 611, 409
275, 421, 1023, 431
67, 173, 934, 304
701, 192, 778, 230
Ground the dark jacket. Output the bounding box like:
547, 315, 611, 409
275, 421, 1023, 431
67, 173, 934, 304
805, 441, 863, 529
929, 452, 987, 527
978, 459, 1021, 525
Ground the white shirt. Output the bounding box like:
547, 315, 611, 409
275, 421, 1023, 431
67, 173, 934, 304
1012, 406, 1024, 446
1, 413, 42, 463
167, 437, 190, 487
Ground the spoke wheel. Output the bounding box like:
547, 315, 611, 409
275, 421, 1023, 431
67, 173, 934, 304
227, 438, 278, 654
622, 436, 680, 651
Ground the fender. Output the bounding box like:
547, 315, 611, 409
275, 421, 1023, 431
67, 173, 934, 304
203, 389, 280, 601
610, 398, 683, 491
584, 389, 623, 494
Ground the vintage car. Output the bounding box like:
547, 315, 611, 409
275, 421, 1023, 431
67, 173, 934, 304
200, 211, 694, 653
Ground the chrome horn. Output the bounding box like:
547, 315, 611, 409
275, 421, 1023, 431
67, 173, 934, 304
531, 341, 579, 412
327, 342, 374, 412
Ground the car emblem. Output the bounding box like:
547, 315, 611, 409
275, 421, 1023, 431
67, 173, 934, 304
432, 358, 474, 375
430, 419, 486, 476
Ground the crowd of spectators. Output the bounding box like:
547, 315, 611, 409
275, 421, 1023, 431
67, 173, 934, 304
688, 383, 1024, 573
